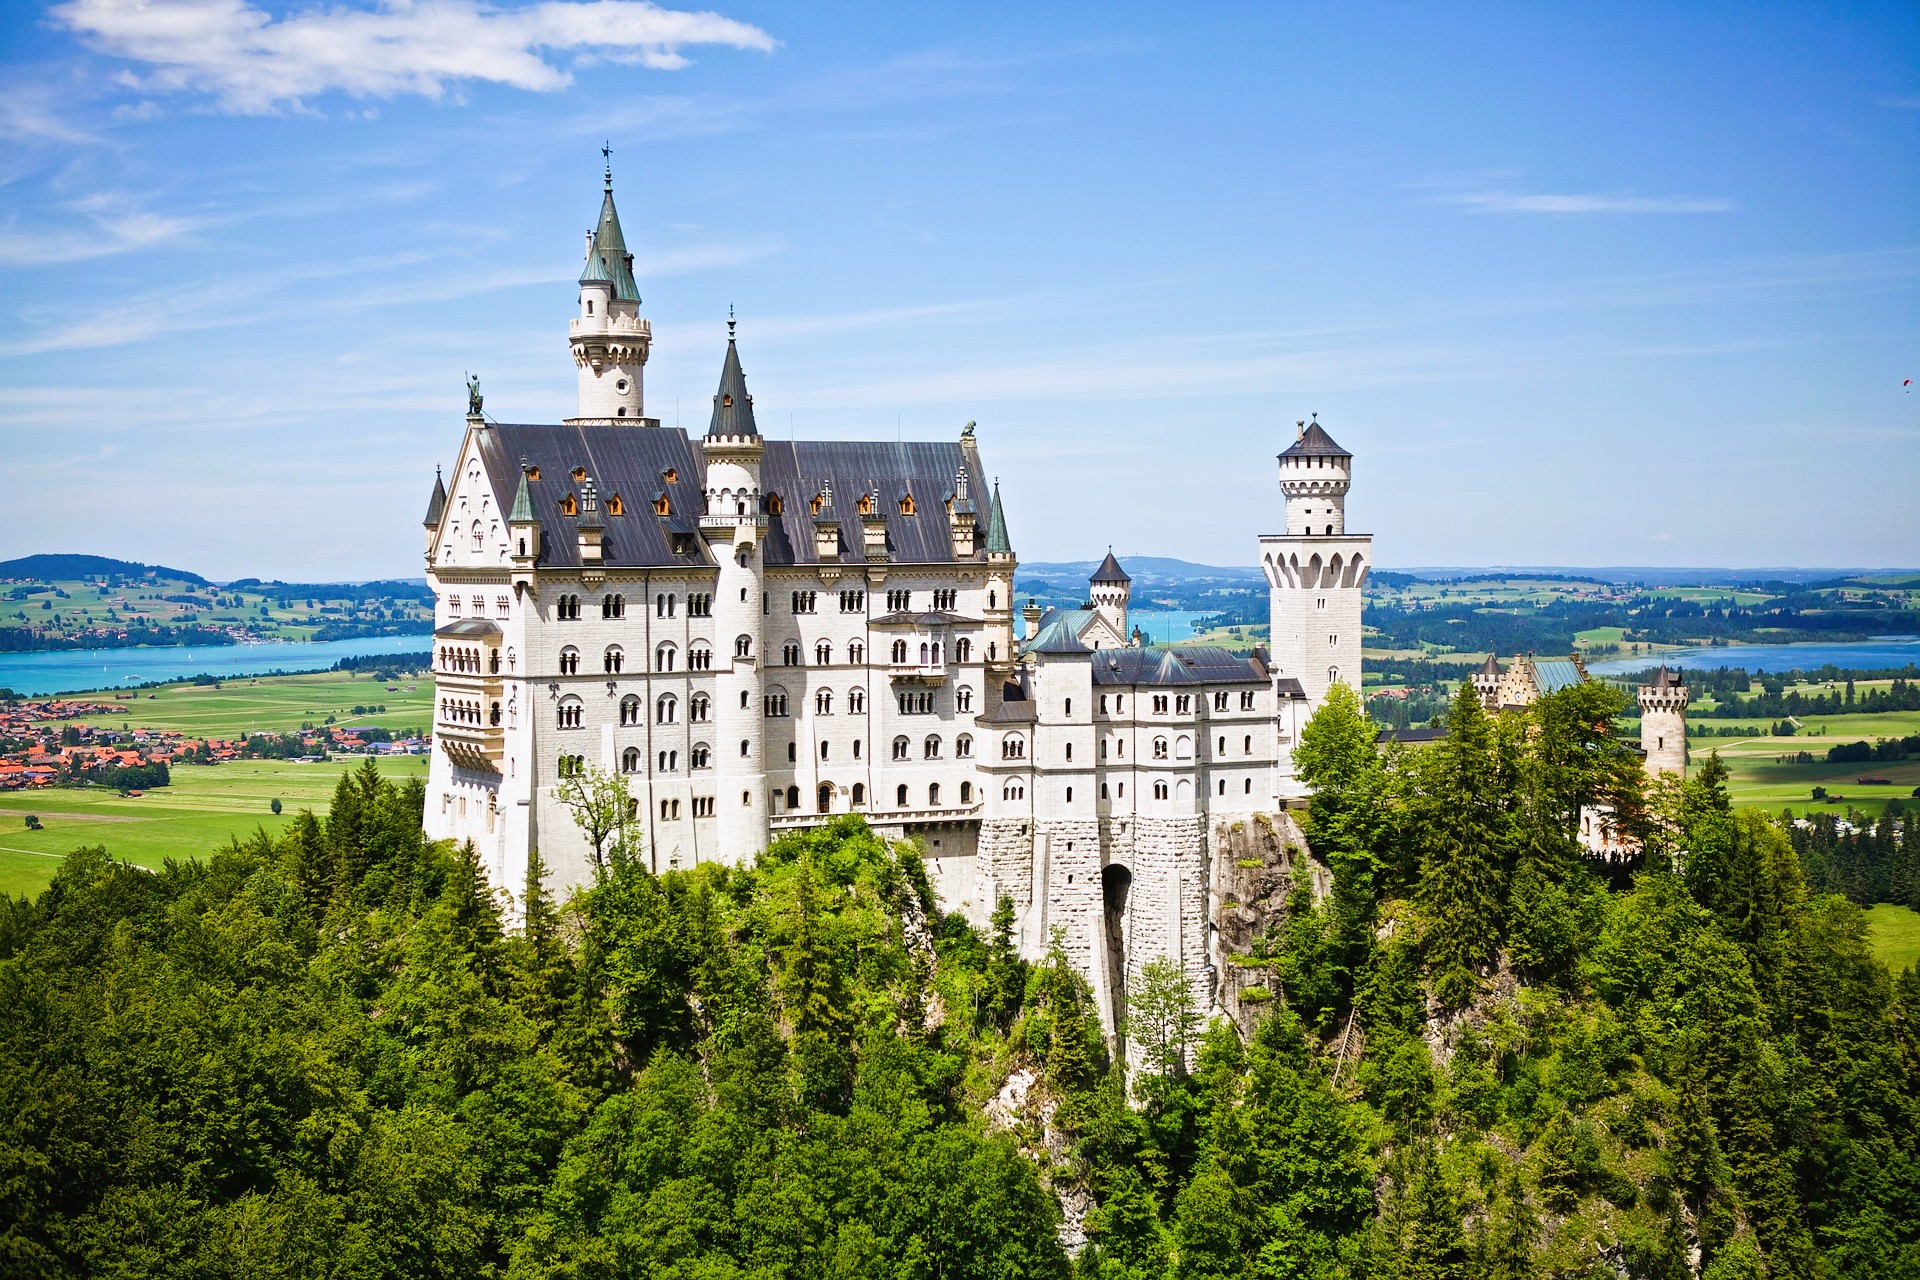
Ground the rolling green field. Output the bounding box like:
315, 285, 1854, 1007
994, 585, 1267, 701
41, 668, 434, 737
1704, 736, 1920, 816
0, 755, 429, 898
1864, 904, 1920, 974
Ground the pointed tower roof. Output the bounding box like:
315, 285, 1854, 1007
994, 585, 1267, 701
509, 460, 537, 524
578, 232, 614, 286
706, 318, 760, 438
1091, 548, 1130, 584
1279, 414, 1351, 460
423, 467, 447, 528
584, 161, 641, 302
984, 478, 1012, 555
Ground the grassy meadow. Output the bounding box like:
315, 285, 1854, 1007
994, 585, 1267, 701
0, 755, 429, 898
43, 668, 434, 737
1864, 904, 1920, 974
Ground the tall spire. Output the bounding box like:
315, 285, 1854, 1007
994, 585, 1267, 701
423, 466, 447, 528
509, 459, 537, 524
707, 318, 760, 438
584, 148, 640, 303
984, 477, 1012, 555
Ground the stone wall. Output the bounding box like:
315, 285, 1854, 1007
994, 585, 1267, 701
1207, 811, 1319, 1035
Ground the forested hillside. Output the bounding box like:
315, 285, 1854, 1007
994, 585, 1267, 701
2, 683, 1917, 1278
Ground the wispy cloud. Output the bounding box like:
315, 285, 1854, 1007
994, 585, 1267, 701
0, 83, 100, 144
50, 0, 778, 114
0, 194, 204, 266
1441, 190, 1732, 215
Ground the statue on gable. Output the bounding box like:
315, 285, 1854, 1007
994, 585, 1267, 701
466, 373, 484, 418
961, 419, 976, 439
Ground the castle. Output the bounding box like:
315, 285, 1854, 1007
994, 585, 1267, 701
420, 164, 1371, 1031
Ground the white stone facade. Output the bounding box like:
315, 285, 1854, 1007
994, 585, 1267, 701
422, 172, 1374, 1053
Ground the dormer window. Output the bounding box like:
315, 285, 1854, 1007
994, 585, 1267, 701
560, 493, 578, 516
606, 493, 624, 516
723, 394, 734, 408
572, 467, 587, 482
811, 492, 825, 515
653, 493, 670, 517
858, 493, 874, 515
767, 493, 784, 516
899, 494, 915, 516
526, 465, 540, 481
662, 467, 677, 483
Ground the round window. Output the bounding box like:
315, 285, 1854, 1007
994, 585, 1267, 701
616, 379, 628, 393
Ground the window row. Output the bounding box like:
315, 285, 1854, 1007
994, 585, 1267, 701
444, 594, 512, 618
888, 733, 973, 761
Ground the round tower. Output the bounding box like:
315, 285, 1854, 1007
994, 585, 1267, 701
568, 157, 652, 424
699, 319, 769, 862
1639, 667, 1689, 779
1278, 414, 1351, 536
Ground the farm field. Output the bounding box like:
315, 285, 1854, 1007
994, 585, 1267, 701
1864, 904, 1920, 974
1706, 736, 1920, 816
39, 668, 435, 737
0, 755, 429, 898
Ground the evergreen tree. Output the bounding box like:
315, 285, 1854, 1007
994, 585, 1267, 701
1418, 682, 1511, 1005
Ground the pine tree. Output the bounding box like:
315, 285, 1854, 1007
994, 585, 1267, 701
1418, 683, 1510, 1006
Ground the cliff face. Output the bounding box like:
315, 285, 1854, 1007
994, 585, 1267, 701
1207, 810, 1326, 1034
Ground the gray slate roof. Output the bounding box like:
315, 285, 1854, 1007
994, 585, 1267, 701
424, 468, 447, 528
707, 339, 759, 438
1090, 646, 1266, 687
1091, 550, 1130, 584
984, 479, 1012, 555
435, 619, 502, 639
471, 423, 993, 570
1279, 419, 1350, 460
1647, 666, 1686, 689
586, 184, 641, 302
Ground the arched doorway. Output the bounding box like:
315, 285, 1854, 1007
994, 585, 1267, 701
1101, 863, 1132, 1047
817, 782, 834, 814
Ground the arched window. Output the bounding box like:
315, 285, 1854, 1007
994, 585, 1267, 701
763, 688, 789, 717
956, 686, 973, 713
690, 694, 710, 723
892, 736, 910, 761
896, 784, 910, 807
691, 744, 711, 769
1154, 780, 1169, 800
1245, 734, 1253, 753
851, 782, 866, 807
787, 785, 801, 810
656, 694, 677, 724
783, 642, 801, 666
1329, 666, 1340, 685
1003, 780, 1025, 801
1153, 737, 1169, 759
848, 688, 866, 713
1002, 735, 1025, 760
1065, 786, 1073, 804
919, 641, 930, 665
741, 739, 751, 757
622, 747, 640, 773
559, 646, 580, 675
1175, 735, 1192, 760
955, 733, 973, 758
956, 638, 971, 663
604, 645, 624, 674
816, 689, 833, 714
960, 781, 973, 803
602, 593, 624, 619
849, 640, 865, 664
929, 782, 942, 806
619, 695, 641, 726
735, 635, 753, 659
816, 641, 832, 665
688, 644, 712, 671
654, 643, 675, 672
818, 783, 834, 814
557, 697, 583, 729
924, 735, 941, 759
891, 639, 908, 664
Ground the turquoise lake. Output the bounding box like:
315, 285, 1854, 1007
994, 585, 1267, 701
1587, 635, 1920, 676
0, 635, 434, 698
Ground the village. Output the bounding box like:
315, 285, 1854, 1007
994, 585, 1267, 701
0, 693, 430, 792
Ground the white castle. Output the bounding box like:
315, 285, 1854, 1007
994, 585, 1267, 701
422, 165, 1371, 1027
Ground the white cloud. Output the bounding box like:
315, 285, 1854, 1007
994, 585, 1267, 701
0, 198, 203, 266
0, 83, 100, 143
1442, 190, 1732, 215
50, 0, 777, 114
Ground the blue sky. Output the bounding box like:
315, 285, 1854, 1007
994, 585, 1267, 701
1, 1, 1915, 581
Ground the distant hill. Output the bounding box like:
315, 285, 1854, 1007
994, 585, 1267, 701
1020, 556, 1264, 585
0, 554, 210, 586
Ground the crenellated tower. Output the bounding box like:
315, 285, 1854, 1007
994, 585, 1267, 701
1259, 415, 1371, 795
1639, 668, 1689, 778
699, 317, 769, 860
567, 156, 652, 424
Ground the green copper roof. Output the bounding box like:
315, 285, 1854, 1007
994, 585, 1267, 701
423, 468, 447, 528
586, 185, 641, 303
578, 234, 614, 285
983, 479, 1012, 555
509, 465, 536, 524
706, 336, 760, 438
